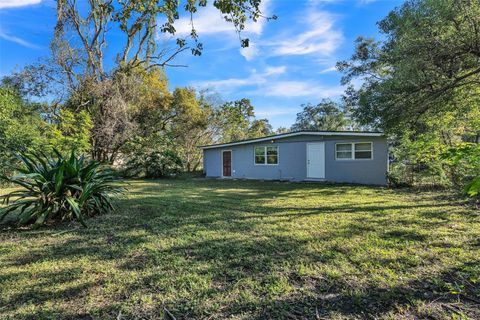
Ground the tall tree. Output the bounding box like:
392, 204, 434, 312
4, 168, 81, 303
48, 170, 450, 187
215, 98, 272, 142
11, 1, 273, 162
216, 98, 255, 142
338, 0, 480, 190
248, 118, 273, 138
338, 0, 480, 134
291, 99, 349, 131
0, 86, 44, 176
52, 0, 274, 88
170, 87, 211, 172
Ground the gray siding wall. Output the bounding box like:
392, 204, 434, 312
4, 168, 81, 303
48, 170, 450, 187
203, 135, 388, 185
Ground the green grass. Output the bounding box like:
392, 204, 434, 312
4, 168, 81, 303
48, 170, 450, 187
1, 179, 479, 319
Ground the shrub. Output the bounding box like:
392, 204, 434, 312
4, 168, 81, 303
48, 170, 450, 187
465, 176, 480, 198
442, 143, 480, 199
0, 150, 122, 228
144, 150, 183, 178
124, 149, 183, 179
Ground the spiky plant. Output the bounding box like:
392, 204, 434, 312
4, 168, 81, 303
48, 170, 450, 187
0, 150, 122, 228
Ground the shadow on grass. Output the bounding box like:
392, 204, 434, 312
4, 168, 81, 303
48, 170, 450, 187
1, 179, 478, 319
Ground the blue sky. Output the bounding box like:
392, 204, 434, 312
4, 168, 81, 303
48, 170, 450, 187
0, 0, 403, 129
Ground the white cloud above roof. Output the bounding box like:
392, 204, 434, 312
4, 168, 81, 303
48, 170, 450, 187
0, 0, 41, 9
173, 0, 271, 37
269, 10, 343, 57
0, 29, 40, 48
194, 65, 343, 100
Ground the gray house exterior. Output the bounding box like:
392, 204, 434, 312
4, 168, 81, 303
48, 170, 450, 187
201, 131, 388, 185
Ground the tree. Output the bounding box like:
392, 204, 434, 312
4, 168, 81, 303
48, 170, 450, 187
338, 0, 480, 190
0, 86, 45, 176
10, 1, 273, 163
52, 0, 274, 88
248, 119, 273, 138
46, 109, 93, 154
216, 98, 255, 142
170, 87, 211, 172
338, 0, 480, 134
275, 126, 290, 134
291, 99, 349, 131
214, 98, 272, 142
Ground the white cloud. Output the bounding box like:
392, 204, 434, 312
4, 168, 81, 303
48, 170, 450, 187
174, 0, 270, 37
0, 0, 41, 9
166, 0, 270, 61
270, 10, 343, 56
260, 81, 344, 98
0, 29, 39, 48
240, 42, 259, 61
255, 105, 300, 117
264, 65, 287, 76
319, 66, 337, 73
194, 65, 342, 99
193, 65, 285, 92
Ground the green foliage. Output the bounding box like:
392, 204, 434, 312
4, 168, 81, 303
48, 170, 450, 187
0, 151, 122, 228
46, 109, 93, 154
215, 98, 273, 142
144, 150, 183, 179
339, 0, 480, 194
169, 87, 212, 172
339, 0, 480, 132
291, 99, 350, 131
123, 135, 183, 178
442, 143, 480, 198
0, 86, 44, 177
465, 177, 480, 198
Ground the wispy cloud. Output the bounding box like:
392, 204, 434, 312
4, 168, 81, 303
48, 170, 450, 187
0, 29, 40, 48
194, 65, 343, 99
319, 66, 337, 73
259, 81, 344, 98
194, 65, 285, 91
269, 10, 343, 56
255, 105, 300, 117
0, 0, 41, 9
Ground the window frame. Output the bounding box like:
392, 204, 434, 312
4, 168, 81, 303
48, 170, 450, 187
335, 142, 373, 160
254, 145, 279, 165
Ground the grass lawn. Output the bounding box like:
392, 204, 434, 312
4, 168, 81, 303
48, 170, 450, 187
1, 179, 479, 319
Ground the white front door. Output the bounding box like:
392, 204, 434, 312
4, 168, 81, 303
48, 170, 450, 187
307, 142, 325, 179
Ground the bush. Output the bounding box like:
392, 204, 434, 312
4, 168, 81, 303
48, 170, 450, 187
0, 150, 122, 228
145, 150, 183, 178
465, 176, 480, 199
124, 149, 183, 179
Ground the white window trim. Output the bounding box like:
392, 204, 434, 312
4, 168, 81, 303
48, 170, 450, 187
335, 142, 373, 160
254, 145, 279, 165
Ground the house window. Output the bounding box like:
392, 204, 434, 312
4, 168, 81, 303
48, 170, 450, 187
336, 142, 373, 160
254, 146, 278, 165
335, 143, 353, 159
355, 142, 373, 159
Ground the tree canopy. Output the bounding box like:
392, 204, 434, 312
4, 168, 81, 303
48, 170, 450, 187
291, 99, 350, 132
338, 0, 480, 136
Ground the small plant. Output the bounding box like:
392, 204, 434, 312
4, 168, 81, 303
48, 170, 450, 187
465, 176, 480, 198
0, 150, 122, 228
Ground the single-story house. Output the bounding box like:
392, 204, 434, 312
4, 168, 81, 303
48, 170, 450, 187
200, 131, 388, 185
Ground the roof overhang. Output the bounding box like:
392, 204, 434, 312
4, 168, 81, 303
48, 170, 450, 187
200, 131, 384, 150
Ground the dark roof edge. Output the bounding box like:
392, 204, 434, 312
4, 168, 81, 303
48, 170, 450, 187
199, 130, 384, 149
